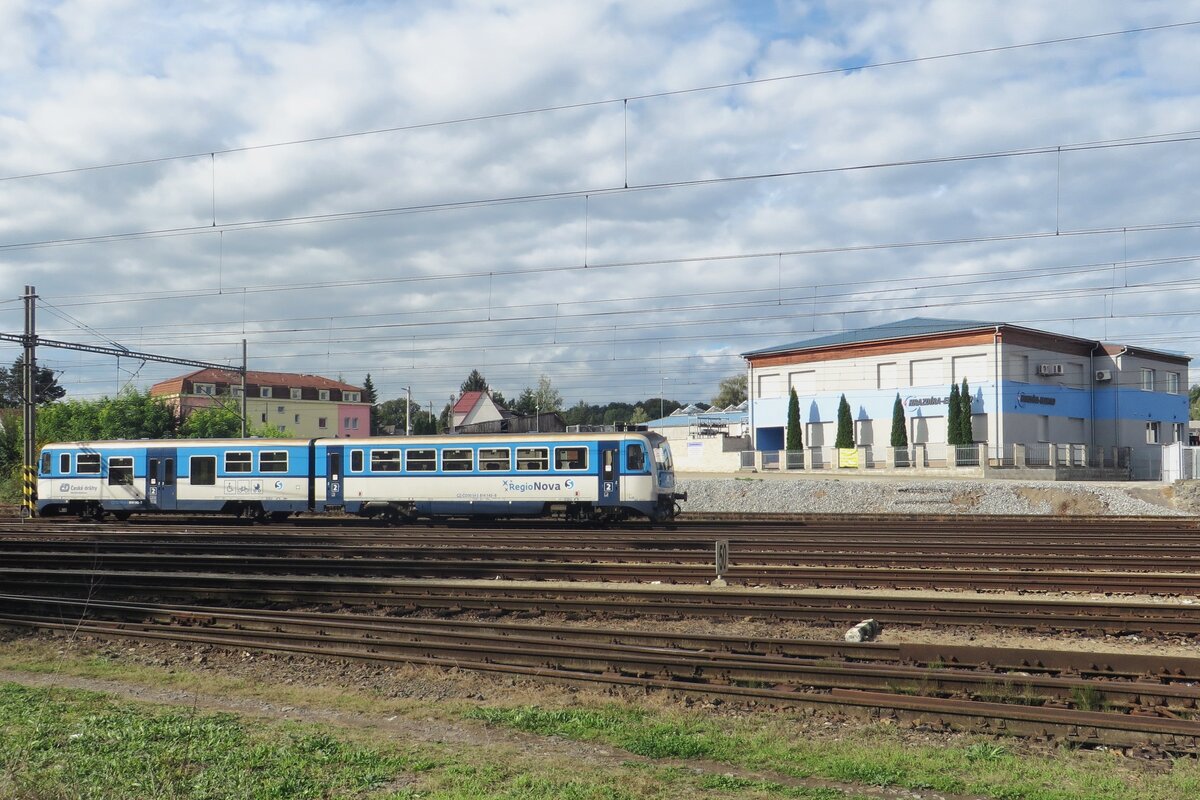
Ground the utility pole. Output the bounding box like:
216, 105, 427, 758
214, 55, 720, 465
241, 339, 248, 438
22, 286, 36, 519
403, 386, 412, 436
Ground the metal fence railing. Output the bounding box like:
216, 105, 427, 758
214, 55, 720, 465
761, 451, 781, 471
952, 445, 980, 467
784, 450, 805, 470
739, 450, 756, 470
1025, 443, 1051, 467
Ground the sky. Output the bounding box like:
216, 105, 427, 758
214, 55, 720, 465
1, 0, 1199, 412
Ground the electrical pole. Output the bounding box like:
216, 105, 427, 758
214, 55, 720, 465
22, 286, 36, 519
404, 386, 412, 436
241, 339, 248, 438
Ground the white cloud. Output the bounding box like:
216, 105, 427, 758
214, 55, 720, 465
3, 0, 1200, 403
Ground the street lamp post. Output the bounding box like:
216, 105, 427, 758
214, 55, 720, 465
660, 376, 672, 420
402, 386, 412, 436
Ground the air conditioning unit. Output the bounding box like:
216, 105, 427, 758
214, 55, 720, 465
1036, 364, 1055, 376
1052, 364, 1064, 375
1095, 370, 1113, 382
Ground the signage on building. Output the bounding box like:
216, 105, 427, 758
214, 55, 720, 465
905, 396, 948, 408
1016, 393, 1056, 408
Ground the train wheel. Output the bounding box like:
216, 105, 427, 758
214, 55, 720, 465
113, 511, 131, 522
270, 511, 290, 523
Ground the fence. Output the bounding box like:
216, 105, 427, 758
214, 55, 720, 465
738, 441, 1137, 478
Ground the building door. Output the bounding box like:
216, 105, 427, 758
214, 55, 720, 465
146, 448, 177, 510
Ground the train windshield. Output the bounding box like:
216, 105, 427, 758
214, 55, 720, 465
654, 442, 673, 472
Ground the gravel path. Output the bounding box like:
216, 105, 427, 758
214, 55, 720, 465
678, 475, 1193, 516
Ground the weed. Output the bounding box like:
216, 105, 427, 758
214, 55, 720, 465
1070, 685, 1107, 712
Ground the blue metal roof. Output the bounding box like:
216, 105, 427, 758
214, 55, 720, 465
646, 410, 748, 428
742, 317, 1000, 357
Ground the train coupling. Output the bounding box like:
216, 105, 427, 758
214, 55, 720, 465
672, 491, 688, 501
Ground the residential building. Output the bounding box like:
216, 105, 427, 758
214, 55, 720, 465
150, 369, 370, 438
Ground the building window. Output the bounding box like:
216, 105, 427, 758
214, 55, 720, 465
77, 453, 101, 474
225, 451, 252, 473
260, 413, 267, 423
351, 418, 359, 430
290, 388, 302, 400
370, 449, 401, 472
260, 387, 272, 398
259, 451, 288, 472
107, 456, 134, 486
190, 456, 216, 485
231, 386, 243, 397
294, 414, 300, 424
344, 391, 360, 403
1146, 421, 1161, 444
319, 389, 330, 401
1141, 369, 1155, 391
1167, 372, 1180, 394
442, 448, 473, 471
479, 448, 511, 471
406, 449, 437, 472
194, 383, 215, 396
277, 406, 284, 413
318, 417, 327, 429
1175, 423, 1185, 443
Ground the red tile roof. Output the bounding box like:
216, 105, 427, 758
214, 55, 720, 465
452, 391, 485, 414
150, 369, 363, 397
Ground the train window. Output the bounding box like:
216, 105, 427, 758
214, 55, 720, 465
190, 456, 216, 485
406, 449, 437, 472
350, 450, 364, 472
442, 448, 473, 471
260, 451, 288, 472
108, 456, 134, 486
225, 451, 252, 473
60, 453, 71, 474
516, 447, 549, 471
40, 452, 51, 475
148, 458, 158, 485
165, 459, 176, 486
370, 449, 401, 472
77, 453, 101, 474
554, 447, 588, 470
479, 448, 510, 471
625, 444, 646, 472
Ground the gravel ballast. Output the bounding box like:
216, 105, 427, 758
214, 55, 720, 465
677, 475, 1194, 516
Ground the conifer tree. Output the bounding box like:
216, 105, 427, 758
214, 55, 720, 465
834, 394, 854, 449
786, 387, 802, 450
959, 378, 973, 444
947, 382, 962, 445
890, 394, 908, 447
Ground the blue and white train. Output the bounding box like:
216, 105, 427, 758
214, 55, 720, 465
36, 431, 685, 523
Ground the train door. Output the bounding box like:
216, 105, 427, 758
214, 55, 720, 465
598, 441, 620, 506
326, 446, 344, 506
146, 447, 177, 510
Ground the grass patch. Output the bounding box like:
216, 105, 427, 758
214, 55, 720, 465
466, 704, 1200, 800
0, 682, 414, 799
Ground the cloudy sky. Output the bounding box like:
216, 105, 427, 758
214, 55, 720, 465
1, 0, 1198, 411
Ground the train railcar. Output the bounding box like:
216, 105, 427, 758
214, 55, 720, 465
36, 438, 320, 521
35, 431, 684, 522
333, 430, 682, 522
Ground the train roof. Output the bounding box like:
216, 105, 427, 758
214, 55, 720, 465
40, 431, 665, 450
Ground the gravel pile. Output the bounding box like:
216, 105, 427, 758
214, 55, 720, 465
677, 476, 1193, 516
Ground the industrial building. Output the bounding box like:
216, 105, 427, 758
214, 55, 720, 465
743, 318, 1190, 468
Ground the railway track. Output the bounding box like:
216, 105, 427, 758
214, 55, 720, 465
3, 594, 1197, 753
2, 570, 1199, 635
